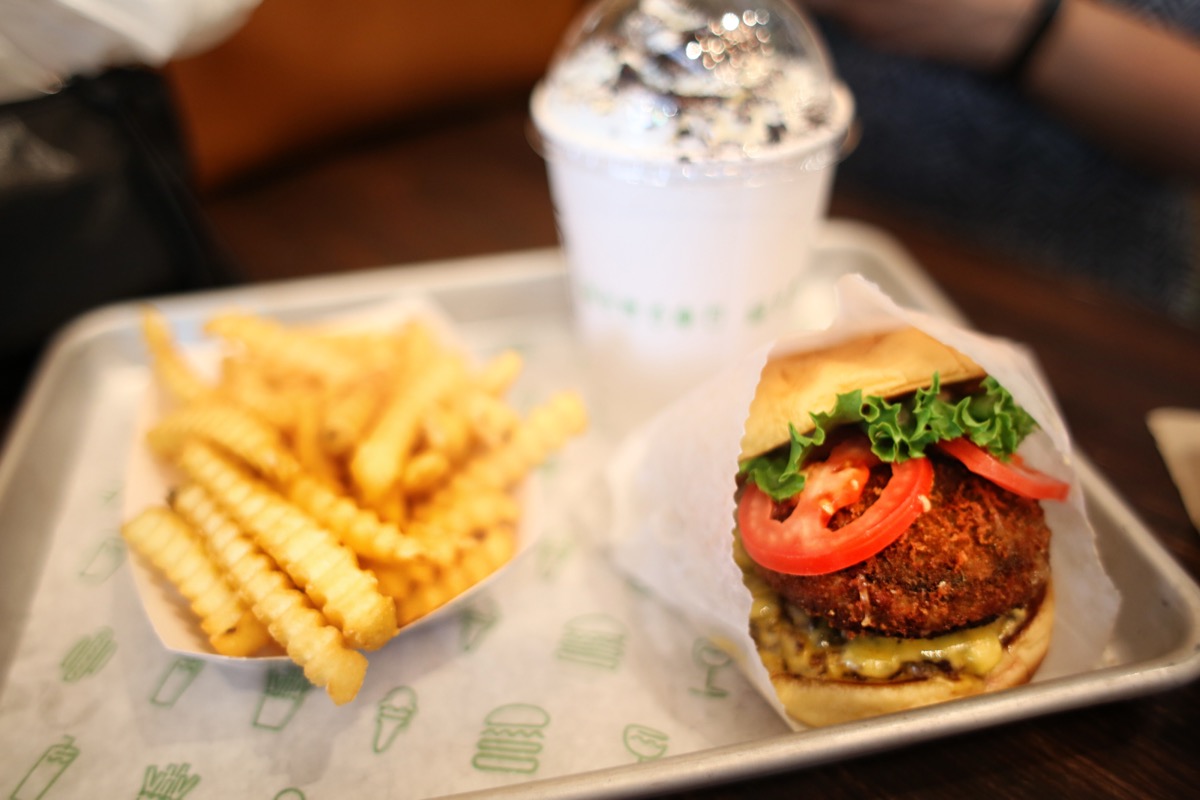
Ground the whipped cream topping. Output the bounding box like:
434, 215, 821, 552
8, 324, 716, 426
535, 0, 837, 163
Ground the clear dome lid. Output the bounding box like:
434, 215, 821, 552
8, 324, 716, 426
531, 0, 848, 165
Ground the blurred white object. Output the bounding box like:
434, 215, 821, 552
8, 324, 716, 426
0, 0, 259, 103
1147, 407, 1200, 532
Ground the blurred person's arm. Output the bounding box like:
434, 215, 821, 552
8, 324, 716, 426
804, 0, 1200, 181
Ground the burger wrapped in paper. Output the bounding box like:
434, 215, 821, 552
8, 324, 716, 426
736, 327, 1062, 726
607, 275, 1119, 730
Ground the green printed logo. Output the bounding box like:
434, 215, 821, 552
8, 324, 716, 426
271, 791, 306, 800
555, 613, 626, 671
10, 735, 78, 800
253, 665, 312, 731
579, 283, 729, 331
459, 596, 499, 653
61, 628, 116, 682
137, 764, 199, 800
150, 658, 204, 707
689, 639, 734, 698
373, 686, 417, 753
746, 277, 801, 325
534, 535, 575, 581
471, 704, 550, 775
536, 454, 561, 477
622, 724, 669, 762
78, 536, 125, 584
102, 486, 121, 506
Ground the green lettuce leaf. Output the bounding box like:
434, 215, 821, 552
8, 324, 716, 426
739, 374, 1037, 501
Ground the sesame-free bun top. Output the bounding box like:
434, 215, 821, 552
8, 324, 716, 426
740, 327, 986, 461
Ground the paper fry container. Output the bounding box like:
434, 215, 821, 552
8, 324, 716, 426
605, 274, 1120, 729
121, 298, 541, 662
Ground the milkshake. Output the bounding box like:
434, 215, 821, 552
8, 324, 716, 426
531, 0, 853, 433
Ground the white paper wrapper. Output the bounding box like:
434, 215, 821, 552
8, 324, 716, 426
607, 274, 1121, 728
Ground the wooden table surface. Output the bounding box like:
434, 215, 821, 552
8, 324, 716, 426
200, 95, 1200, 800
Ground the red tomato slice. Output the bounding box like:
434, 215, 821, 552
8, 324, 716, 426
936, 437, 1070, 501
737, 445, 934, 576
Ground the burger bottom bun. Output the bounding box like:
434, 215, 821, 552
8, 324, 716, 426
770, 581, 1055, 728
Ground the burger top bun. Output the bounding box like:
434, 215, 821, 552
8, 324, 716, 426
740, 327, 987, 461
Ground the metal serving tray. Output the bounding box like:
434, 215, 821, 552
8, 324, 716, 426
2, 220, 1198, 799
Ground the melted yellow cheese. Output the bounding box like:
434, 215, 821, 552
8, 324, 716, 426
835, 613, 1018, 679
737, 539, 1025, 683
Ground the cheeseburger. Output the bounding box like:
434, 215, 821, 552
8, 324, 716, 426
734, 327, 1068, 727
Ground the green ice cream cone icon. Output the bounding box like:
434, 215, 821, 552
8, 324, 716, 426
10, 735, 78, 800
459, 596, 499, 652
373, 686, 417, 753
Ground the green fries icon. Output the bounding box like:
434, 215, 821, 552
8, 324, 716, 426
136, 763, 200, 800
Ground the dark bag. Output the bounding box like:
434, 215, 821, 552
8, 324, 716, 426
0, 67, 238, 404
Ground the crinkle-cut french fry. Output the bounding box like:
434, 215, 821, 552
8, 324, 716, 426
425, 390, 588, 506
205, 311, 359, 387
409, 489, 521, 551
292, 391, 342, 489
216, 355, 300, 434
372, 490, 407, 526
419, 402, 473, 465
147, 402, 301, 486
320, 375, 386, 458
367, 489, 519, 594
418, 350, 521, 453
462, 392, 521, 447
286, 471, 423, 563
401, 449, 451, 495
122, 505, 272, 657
177, 440, 398, 651
379, 525, 517, 626
318, 330, 409, 373
476, 349, 523, 396
350, 356, 467, 506
170, 483, 367, 704
140, 307, 213, 406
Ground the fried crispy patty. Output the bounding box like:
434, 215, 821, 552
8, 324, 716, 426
753, 454, 1052, 639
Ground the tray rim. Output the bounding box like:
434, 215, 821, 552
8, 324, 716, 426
2, 220, 1198, 800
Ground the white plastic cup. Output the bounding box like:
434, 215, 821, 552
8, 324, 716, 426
531, 83, 854, 435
